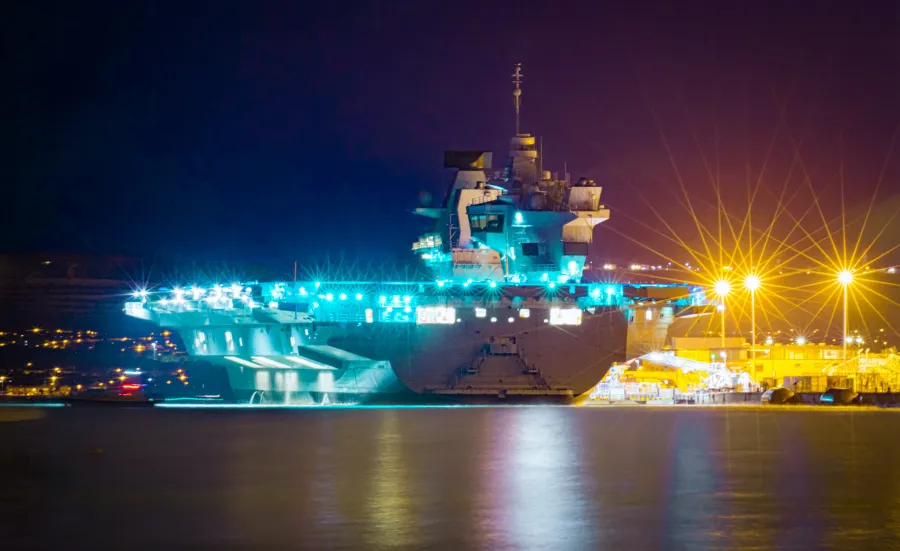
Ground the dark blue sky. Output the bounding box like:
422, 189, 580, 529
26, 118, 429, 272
4, 1, 899, 266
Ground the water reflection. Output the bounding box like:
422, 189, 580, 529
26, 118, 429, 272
482, 407, 591, 550
802, 411, 900, 548
4, 406, 900, 550
307, 413, 342, 539
664, 410, 723, 549
366, 409, 415, 547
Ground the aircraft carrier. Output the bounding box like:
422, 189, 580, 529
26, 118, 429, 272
124, 65, 703, 404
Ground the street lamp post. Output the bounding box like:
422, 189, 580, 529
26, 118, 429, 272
838, 270, 853, 362
744, 274, 761, 381
714, 279, 731, 353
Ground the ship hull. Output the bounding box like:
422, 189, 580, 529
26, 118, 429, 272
202, 356, 411, 405
166, 306, 626, 404
328, 307, 626, 396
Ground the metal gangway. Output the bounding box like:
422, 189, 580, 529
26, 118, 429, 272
821, 353, 900, 392
589, 352, 753, 401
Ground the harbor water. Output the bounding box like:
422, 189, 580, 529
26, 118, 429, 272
3, 405, 900, 550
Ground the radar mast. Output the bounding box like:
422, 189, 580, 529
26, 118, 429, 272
512, 63, 523, 135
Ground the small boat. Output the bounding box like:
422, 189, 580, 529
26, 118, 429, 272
65, 385, 159, 407
820, 387, 859, 405
761, 388, 796, 405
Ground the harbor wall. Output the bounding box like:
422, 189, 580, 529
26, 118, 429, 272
691, 392, 760, 405
792, 392, 900, 406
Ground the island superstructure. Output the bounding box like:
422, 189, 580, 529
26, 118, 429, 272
412, 63, 607, 286
125, 65, 703, 403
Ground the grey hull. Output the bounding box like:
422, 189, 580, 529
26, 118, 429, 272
326, 307, 627, 396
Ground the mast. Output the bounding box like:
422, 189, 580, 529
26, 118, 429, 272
512, 63, 523, 135
509, 63, 522, 280
539, 136, 543, 178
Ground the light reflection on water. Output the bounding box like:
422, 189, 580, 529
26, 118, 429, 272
665, 409, 722, 549
367, 410, 415, 548
503, 407, 590, 550
2, 407, 900, 550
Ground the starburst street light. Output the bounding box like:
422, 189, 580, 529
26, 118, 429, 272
744, 275, 761, 292
744, 274, 761, 379
714, 279, 731, 350
837, 269, 854, 361
837, 270, 853, 286
714, 279, 731, 297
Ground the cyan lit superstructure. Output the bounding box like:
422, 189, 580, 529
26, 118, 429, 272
124, 65, 703, 403
412, 64, 607, 285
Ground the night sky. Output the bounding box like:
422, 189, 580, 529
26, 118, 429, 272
4, 1, 899, 266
